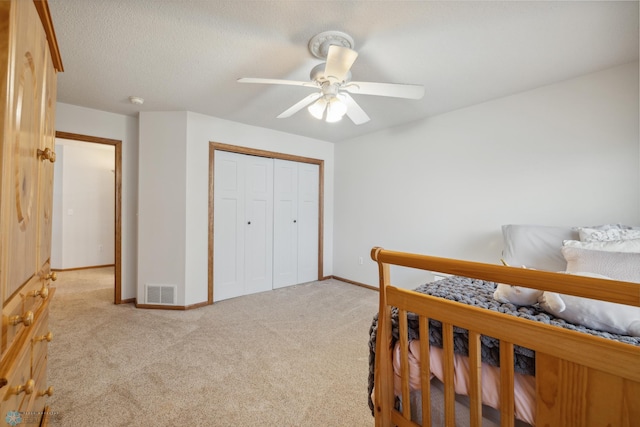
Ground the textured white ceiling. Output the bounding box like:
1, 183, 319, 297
48, 1, 639, 143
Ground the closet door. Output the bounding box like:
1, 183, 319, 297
213, 151, 246, 301
273, 160, 319, 288
296, 162, 319, 283
243, 155, 274, 295
213, 151, 273, 301
273, 160, 298, 288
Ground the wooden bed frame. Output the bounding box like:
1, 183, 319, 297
371, 247, 640, 427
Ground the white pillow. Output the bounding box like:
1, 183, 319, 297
537, 274, 640, 336
562, 246, 640, 283
502, 224, 577, 271
578, 227, 640, 242
563, 239, 640, 253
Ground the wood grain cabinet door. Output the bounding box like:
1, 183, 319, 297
4, 0, 51, 300
36, 48, 57, 273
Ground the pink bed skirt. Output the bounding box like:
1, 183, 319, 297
393, 340, 536, 425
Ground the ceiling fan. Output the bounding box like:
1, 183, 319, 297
238, 31, 425, 125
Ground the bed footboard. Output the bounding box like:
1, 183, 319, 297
371, 247, 640, 427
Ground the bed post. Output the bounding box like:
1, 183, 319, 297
372, 247, 394, 426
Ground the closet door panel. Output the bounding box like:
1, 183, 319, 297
213, 152, 245, 301
297, 163, 319, 283
243, 157, 273, 295
273, 159, 298, 289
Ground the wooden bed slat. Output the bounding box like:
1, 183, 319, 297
468, 331, 482, 427
443, 323, 455, 427
399, 308, 411, 420
418, 316, 432, 427
499, 341, 515, 427
373, 256, 394, 427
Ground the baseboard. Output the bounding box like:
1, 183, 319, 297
52, 264, 115, 272
330, 275, 378, 291
119, 298, 135, 304
135, 300, 212, 310
132, 278, 376, 310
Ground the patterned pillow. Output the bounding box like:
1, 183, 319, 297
578, 227, 640, 243
563, 239, 640, 253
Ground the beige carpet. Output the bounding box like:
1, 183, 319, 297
48, 267, 378, 426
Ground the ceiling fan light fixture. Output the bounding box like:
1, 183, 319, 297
325, 97, 348, 123
308, 98, 327, 120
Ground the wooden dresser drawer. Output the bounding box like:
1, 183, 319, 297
0, 336, 35, 420
2, 297, 36, 361
0, 287, 54, 426
2, 271, 54, 359
21, 358, 52, 421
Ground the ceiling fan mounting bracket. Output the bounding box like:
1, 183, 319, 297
308, 31, 355, 59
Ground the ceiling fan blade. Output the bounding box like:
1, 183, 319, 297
343, 81, 424, 99
237, 77, 314, 87
341, 93, 370, 125
277, 92, 323, 118
324, 45, 358, 82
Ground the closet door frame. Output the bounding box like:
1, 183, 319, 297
208, 142, 324, 304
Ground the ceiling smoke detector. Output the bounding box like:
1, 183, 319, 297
129, 96, 144, 105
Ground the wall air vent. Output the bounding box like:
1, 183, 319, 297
145, 284, 177, 305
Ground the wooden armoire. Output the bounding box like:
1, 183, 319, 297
0, 0, 62, 425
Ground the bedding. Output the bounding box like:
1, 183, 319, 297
562, 238, 640, 252
578, 227, 640, 242
367, 275, 640, 423
500, 223, 639, 271
562, 246, 640, 282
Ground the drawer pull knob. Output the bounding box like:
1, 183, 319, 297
10, 311, 34, 327
35, 331, 53, 343
29, 286, 49, 300
37, 147, 56, 163
13, 379, 35, 396
44, 272, 57, 282
38, 386, 54, 397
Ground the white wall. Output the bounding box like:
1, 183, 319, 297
137, 112, 188, 304
51, 140, 115, 269
55, 102, 139, 300
334, 62, 640, 289
138, 112, 334, 305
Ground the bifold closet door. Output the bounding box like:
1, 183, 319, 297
296, 162, 319, 283
273, 160, 319, 289
213, 151, 273, 301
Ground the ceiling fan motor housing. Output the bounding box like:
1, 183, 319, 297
310, 63, 352, 84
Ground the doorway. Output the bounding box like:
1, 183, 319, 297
53, 131, 124, 304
